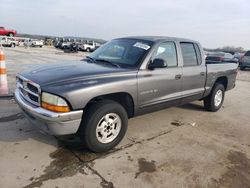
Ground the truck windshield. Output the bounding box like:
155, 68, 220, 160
88, 39, 153, 68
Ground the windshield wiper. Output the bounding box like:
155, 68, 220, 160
95, 59, 120, 68
84, 56, 96, 63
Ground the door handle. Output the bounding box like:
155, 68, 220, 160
175, 74, 182, 80
200, 72, 205, 76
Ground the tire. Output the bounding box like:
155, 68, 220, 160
79, 100, 128, 152
240, 66, 245, 70
10, 43, 15, 48
8, 33, 14, 37
86, 48, 90, 52
204, 83, 225, 112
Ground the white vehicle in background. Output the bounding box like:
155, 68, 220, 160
0, 37, 18, 47
31, 39, 44, 48
81, 41, 100, 52
61, 41, 71, 49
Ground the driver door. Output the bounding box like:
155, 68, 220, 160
137, 41, 183, 111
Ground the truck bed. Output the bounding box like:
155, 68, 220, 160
204, 62, 238, 97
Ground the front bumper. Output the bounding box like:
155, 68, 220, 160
14, 89, 83, 135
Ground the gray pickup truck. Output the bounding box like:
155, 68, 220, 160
15, 36, 238, 152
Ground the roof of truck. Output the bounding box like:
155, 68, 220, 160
118, 36, 198, 43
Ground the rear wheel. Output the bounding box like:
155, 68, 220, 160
79, 100, 128, 152
204, 83, 225, 112
8, 33, 14, 37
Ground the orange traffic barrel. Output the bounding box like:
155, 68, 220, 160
0, 49, 9, 95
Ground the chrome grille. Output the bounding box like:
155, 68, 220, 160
16, 75, 41, 106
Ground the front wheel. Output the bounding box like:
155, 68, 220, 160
204, 83, 225, 112
79, 100, 128, 152
240, 66, 245, 70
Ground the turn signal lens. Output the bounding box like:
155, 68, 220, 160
41, 102, 70, 113
41, 92, 70, 113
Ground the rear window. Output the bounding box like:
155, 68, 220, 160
244, 51, 250, 56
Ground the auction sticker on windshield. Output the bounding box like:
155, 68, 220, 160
133, 42, 151, 50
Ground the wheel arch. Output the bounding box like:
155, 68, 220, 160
215, 76, 228, 90
8, 32, 14, 36
84, 92, 135, 118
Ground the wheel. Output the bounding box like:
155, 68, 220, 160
40, 46, 42, 48
8, 33, 14, 37
204, 83, 225, 112
86, 48, 90, 52
10, 43, 15, 48
79, 100, 128, 152
240, 66, 245, 70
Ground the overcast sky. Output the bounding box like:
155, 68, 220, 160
0, 0, 249, 49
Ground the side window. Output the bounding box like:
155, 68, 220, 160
152, 42, 178, 67
180, 43, 198, 66
194, 43, 202, 65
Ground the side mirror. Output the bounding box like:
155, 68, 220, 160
148, 58, 167, 70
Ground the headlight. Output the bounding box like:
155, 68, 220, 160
41, 92, 70, 113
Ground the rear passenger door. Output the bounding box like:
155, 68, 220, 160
180, 42, 206, 103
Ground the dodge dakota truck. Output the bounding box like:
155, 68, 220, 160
15, 36, 238, 152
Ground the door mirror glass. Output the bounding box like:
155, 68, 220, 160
148, 58, 168, 70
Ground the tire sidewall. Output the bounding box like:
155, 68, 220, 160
211, 84, 225, 111
82, 101, 128, 152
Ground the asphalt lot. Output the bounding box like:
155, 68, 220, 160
0, 46, 250, 188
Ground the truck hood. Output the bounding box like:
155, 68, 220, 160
20, 60, 136, 87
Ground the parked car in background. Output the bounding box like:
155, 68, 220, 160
61, 42, 71, 49
239, 51, 250, 70
31, 40, 44, 48
15, 36, 238, 152
63, 42, 79, 53
0, 37, 18, 47
0, 26, 17, 37
17, 39, 27, 46
53, 41, 61, 48
23, 39, 33, 47
80, 41, 98, 52
234, 52, 244, 60
206, 52, 238, 63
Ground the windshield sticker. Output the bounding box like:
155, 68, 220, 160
133, 42, 151, 50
